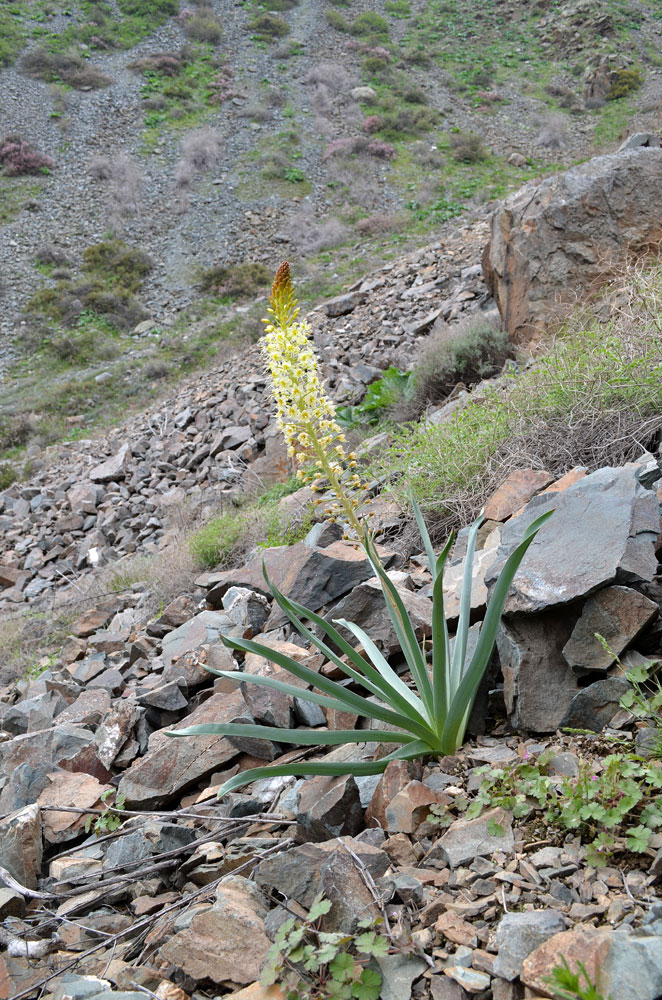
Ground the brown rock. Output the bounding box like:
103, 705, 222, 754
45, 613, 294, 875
520, 926, 611, 997
366, 759, 422, 829
224, 984, 286, 1000
59, 636, 88, 664
55, 688, 112, 727
484, 469, 554, 522
118, 689, 245, 807
71, 607, 113, 638
159, 875, 271, 986
38, 771, 110, 843
436, 910, 478, 947
384, 780, 451, 834
483, 149, 662, 342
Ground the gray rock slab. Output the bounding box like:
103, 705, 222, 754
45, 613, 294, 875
486, 465, 660, 615
494, 910, 566, 981
559, 676, 631, 732
562, 585, 658, 671
427, 807, 514, 868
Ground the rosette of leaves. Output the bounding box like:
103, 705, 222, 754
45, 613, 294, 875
168, 492, 552, 796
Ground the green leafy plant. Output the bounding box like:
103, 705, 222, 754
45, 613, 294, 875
169, 264, 552, 795
336, 367, 413, 428
544, 957, 609, 1000
85, 790, 127, 836
263, 894, 385, 1000
466, 750, 662, 864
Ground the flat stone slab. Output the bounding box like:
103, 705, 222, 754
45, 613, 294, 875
487, 464, 660, 614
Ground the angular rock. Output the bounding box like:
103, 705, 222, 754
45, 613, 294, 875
487, 465, 660, 614
297, 774, 363, 842
484, 469, 554, 521
205, 540, 380, 626
483, 149, 662, 342
118, 689, 245, 807
0, 803, 42, 888
366, 760, 422, 829
559, 676, 631, 732
162, 610, 234, 680
159, 875, 271, 985
493, 909, 566, 981
254, 837, 389, 908
376, 954, 428, 1000
38, 771, 110, 843
89, 443, 131, 483
562, 585, 657, 671
427, 807, 514, 868
94, 697, 139, 769
497, 610, 580, 731
384, 779, 450, 834
323, 290, 365, 316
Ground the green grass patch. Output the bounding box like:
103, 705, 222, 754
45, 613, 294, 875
372, 271, 662, 535
189, 476, 313, 570
0, 176, 43, 223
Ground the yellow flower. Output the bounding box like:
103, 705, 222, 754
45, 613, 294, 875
260, 262, 369, 538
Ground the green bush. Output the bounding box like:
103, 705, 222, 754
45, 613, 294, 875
248, 13, 290, 39
607, 67, 643, 100
198, 261, 271, 300
406, 317, 513, 419
325, 9, 350, 31
189, 509, 248, 569
449, 131, 487, 163
82, 240, 153, 293
350, 11, 389, 39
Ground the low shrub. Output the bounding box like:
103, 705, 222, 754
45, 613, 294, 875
448, 131, 487, 163
129, 50, 185, 75
366, 139, 396, 159
198, 261, 271, 300
350, 11, 389, 39
607, 67, 643, 100
403, 316, 513, 420
82, 240, 153, 293
21, 48, 113, 89
325, 10, 350, 31
0, 135, 54, 176
248, 13, 290, 40
0, 412, 35, 451
362, 115, 382, 133
182, 6, 223, 43
535, 113, 568, 149
355, 212, 404, 235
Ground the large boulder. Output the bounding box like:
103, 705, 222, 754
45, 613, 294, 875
483, 148, 662, 341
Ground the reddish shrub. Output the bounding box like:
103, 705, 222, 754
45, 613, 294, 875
322, 136, 370, 160
362, 115, 382, 133
0, 135, 54, 176
367, 140, 396, 159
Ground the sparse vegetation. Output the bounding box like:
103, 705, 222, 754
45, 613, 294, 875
0, 135, 54, 176
21, 48, 113, 89
607, 66, 643, 100
198, 261, 271, 300
248, 12, 290, 41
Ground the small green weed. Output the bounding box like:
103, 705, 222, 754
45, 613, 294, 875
337, 367, 413, 428
544, 957, 609, 1000
262, 893, 386, 1000
85, 790, 128, 836
462, 750, 662, 864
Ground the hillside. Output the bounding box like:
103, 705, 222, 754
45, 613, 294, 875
1, 0, 661, 457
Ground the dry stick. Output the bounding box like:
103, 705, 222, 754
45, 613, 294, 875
9, 838, 294, 1000
0, 865, 56, 901
336, 838, 393, 942
40, 804, 294, 823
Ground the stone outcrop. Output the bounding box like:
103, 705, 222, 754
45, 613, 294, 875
483, 148, 662, 341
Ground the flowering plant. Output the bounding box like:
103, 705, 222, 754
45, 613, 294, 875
169, 264, 552, 795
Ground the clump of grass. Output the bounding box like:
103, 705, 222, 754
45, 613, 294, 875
373, 258, 662, 537
198, 261, 271, 300
21, 49, 113, 89
248, 13, 290, 40
400, 316, 513, 421
189, 478, 314, 570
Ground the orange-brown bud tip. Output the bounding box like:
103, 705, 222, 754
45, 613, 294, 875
271, 261, 292, 298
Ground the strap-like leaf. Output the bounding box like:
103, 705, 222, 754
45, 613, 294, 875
168, 722, 414, 745
441, 508, 554, 751
451, 512, 484, 693
431, 534, 453, 725
279, 591, 427, 726
364, 533, 434, 715
215, 738, 432, 796
210, 668, 366, 716
409, 488, 437, 579
220, 634, 416, 732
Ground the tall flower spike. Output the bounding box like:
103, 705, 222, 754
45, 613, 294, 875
260, 262, 369, 540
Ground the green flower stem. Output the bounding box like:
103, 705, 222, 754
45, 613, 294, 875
305, 419, 366, 540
